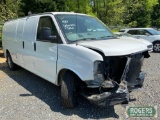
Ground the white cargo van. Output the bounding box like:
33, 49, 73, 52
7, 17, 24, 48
2, 12, 152, 108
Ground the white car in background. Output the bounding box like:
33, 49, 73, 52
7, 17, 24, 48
114, 32, 137, 38
119, 28, 160, 52
114, 32, 153, 51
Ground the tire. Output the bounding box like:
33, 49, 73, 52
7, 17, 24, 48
61, 71, 78, 108
6, 52, 18, 71
153, 42, 160, 52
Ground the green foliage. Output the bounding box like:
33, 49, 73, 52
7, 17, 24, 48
123, 0, 158, 27
65, 0, 93, 14
0, 0, 20, 22
19, 0, 93, 16
151, 0, 160, 27
0, 0, 160, 36
0, 0, 19, 46
19, 0, 58, 16
92, 0, 125, 25
18, 0, 159, 27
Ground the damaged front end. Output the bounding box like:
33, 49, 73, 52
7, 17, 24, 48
83, 80, 129, 107
81, 52, 149, 107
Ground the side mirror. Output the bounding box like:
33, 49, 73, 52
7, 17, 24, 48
40, 27, 56, 42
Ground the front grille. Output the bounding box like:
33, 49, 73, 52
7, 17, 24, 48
126, 54, 144, 86
104, 53, 144, 85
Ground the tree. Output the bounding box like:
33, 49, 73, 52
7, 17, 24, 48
0, 0, 20, 46
123, 0, 158, 27
0, 0, 20, 22
19, 0, 57, 16
19, 0, 93, 16
91, 0, 125, 25
151, 0, 160, 27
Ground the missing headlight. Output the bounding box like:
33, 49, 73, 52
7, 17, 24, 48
88, 61, 105, 87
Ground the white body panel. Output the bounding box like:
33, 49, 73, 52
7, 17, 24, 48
16, 18, 26, 66
57, 44, 103, 82
2, 20, 19, 62
33, 41, 58, 82
78, 38, 148, 56
133, 35, 158, 43
2, 14, 59, 84
22, 16, 38, 69
2, 12, 150, 86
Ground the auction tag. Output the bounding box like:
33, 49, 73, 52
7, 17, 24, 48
126, 106, 157, 118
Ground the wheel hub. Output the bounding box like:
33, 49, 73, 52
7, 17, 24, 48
154, 43, 160, 52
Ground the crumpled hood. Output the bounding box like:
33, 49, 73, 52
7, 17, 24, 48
78, 38, 148, 56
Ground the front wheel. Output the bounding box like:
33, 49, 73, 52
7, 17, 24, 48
61, 71, 78, 108
153, 42, 160, 52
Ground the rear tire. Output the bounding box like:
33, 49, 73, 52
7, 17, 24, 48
6, 52, 18, 71
61, 71, 78, 108
153, 42, 160, 52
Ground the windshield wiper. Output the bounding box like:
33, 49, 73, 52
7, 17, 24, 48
100, 36, 117, 39
73, 38, 97, 42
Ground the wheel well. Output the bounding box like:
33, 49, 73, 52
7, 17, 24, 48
153, 40, 160, 44
57, 69, 83, 86
6, 49, 9, 57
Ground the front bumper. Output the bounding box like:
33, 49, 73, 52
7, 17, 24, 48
86, 91, 129, 107
82, 72, 145, 107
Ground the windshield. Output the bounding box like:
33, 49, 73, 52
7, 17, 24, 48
55, 14, 115, 42
147, 29, 160, 35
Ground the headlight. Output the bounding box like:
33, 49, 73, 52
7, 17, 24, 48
147, 45, 153, 50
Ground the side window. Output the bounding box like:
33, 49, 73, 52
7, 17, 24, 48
127, 30, 137, 35
37, 16, 58, 40
144, 30, 151, 35
137, 30, 151, 35
137, 30, 145, 35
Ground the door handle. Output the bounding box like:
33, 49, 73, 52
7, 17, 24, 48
22, 41, 24, 48
34, 43, 36, 51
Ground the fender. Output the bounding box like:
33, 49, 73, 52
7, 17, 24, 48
152, 40, 160, 44
56, 44, 103, 84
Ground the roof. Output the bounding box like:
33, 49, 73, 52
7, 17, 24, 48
26, 12, 87, 16
5, 12, 90, 23
51, 12, 87, 15
120, 28, 154, 30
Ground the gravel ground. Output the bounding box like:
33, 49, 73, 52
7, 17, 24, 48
0, 52, 160, 120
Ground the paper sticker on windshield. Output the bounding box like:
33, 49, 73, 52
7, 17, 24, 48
63, 24, 76, 30
62, 20, 68, 24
